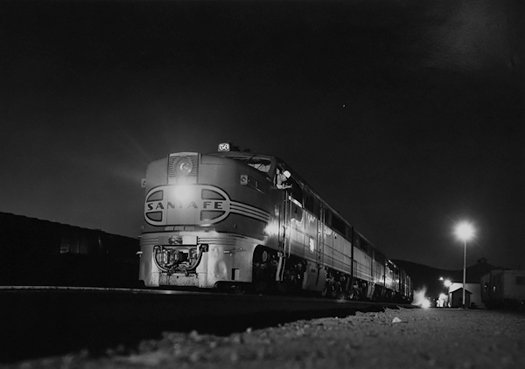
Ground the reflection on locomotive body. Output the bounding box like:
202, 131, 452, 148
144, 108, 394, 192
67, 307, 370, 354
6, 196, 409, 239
0, 212, 139, 287
139, 143, 413, 302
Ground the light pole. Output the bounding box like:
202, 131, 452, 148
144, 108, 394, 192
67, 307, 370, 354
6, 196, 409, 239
455, 222, 474, 308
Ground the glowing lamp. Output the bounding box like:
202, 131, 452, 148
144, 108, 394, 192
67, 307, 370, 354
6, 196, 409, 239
455, 222, 474, 241
172, 185, 195, 202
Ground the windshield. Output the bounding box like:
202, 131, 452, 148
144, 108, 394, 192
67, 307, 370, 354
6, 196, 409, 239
232, 156, 272, 173
244, 157, 272, 173
212, 152, 274, 174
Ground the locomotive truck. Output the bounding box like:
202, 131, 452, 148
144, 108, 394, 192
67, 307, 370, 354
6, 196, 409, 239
138, 143, 412, 302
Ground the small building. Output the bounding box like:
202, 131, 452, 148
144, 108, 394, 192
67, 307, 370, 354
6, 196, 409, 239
481, 269, 525, 308
448, 282, 482, 308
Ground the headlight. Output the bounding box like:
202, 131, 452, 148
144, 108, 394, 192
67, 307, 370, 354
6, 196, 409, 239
173, 156, 193, 176
172, 185, 193, 202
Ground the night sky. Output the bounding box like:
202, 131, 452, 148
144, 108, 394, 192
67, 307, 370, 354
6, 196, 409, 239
1, 0, 523, 270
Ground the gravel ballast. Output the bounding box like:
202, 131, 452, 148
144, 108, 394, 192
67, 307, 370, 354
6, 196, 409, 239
5, 308, 524, 369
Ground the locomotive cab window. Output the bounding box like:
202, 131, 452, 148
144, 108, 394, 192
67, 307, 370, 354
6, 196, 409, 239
217, 153, 274, 176
245, 157, 272, 173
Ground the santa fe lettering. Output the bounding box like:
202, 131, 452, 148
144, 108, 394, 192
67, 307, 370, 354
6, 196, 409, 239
150, 200, 225, 210
202, 201, 224, 210
146, 202, 165, 210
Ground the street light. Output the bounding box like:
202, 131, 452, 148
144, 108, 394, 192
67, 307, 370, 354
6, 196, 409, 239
455, 222, 475, 308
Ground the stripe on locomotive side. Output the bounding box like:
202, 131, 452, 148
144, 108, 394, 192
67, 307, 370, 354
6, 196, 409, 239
230, 202, 270, 223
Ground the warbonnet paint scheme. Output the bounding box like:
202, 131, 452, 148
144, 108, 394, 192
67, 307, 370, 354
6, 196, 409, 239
138, 143, 413, 302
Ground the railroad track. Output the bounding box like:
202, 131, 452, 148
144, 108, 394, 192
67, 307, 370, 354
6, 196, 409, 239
0, 286, 417, 363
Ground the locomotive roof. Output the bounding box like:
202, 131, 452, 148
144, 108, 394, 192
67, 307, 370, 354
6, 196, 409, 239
209, 150, 274, 161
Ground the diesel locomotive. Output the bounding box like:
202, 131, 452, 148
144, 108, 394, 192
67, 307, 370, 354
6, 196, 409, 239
138, 143, 413, 302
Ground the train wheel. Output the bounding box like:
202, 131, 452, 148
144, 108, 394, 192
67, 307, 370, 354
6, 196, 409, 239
334, 281, 344, 299
320, 285, 329, 298
321, 281, 337, 299
328, 281, 338, 299
320, 279, 330, 298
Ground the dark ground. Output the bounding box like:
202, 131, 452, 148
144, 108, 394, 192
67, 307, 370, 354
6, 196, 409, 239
4, 308, 524, 369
